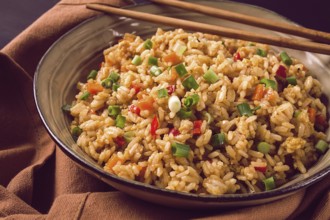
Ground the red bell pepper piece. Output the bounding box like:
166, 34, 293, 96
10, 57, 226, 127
192, 120, 203, 135
151, 115, 159, 137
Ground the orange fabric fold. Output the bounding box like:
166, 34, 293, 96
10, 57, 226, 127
0, 1, 329, 219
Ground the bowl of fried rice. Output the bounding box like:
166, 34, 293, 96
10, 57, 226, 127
34, 0, 330, 208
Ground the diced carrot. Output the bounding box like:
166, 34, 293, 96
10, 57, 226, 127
137, 96, 155, 111
163, 52, 181, 65
252, 84, 266, 101
169, 67, 179, 82
308, 108, 316, 123
265, 89, 277, 103
106, 155, 123, 172
86, 82, 103, 95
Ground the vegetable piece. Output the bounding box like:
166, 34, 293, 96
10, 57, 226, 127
163, 52, 181, 65
114, 136, 126, 147
254, 166, 267, 173
308, 108, 316, 123
203, 68, 219, 84
128, 104, 141, 116
109, 71, 120, 82
115, 115, 126, 129
101, 78, 112, 89
210, 133, 226, 148
150, 65, 162, 76
106, 154, 123, 172
80, 91, 90, 100
184, 94, 200, 108
260, 78, 277, 90
132, 55, 142, 65
169, 67, 179, 82
182, 75, 199, 90
257, 142, 271, 154
148, 56, 158, 66
157, 88, 168, 98
137, 96, 154, 111
276, 65, 287, 78
173, 41, 187, 56
202, 111, 213, 124
166, 85, 176, 95
286, 76, 297, 85
112, 83, 120, 91
174, 63, 188, 77
168, 95, 181, 114
294, 110, 301, 118
144, 39, 153, 49
87, 82, 103, 94
108, 105, 121, 117
252, 84, 266, 101
280, 51, 293, 66
72, 126, 83, 139
263, 176, 276, 191
131, 83, 142, 94
315, 140, 329, 153
256, 48, 267, 57
192, 120, 203, 135
87, 70, 98, 80
169, 128, 180, 136
61, 104, 71, 112
315, 114, 329, 132
233, 52, 242, 62
171, 142, 190, 158
237, 103, 253, 117
123, 131, 135, 143
177, 108, 194, 119
151, 115, 159, 137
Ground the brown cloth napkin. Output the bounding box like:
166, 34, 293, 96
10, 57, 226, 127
1, 1, 330, 219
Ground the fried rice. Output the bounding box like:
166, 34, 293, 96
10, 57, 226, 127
66, 28, 329, 195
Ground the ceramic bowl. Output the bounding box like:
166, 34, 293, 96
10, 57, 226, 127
34, 0, 330, 208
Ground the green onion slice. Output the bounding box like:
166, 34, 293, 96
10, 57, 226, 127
171, 142, 190, 158
174, 63, 188, 77
202, 111, 213, 124
150, 65, 162, 76
263, 176, 276, 191
203, 68, 219, 84
256, 48, 267, 57
123, 131, 135, 143
80, 91, 90, 100
182, 75, 199, 91
115, 115, 126, 129
237, 103, 253, 117
286, 76, 297, 85
144, 39, 153, 49
108, 105, 121, 117
280, 51, 293, 66
101, 78, 112, 89
210, 133, 226, 148
260, 78, 277, 90
257, 142, 271, 154
293, 110, 301, 118
132, 55, 142, 65
183, 94, 200, 108
148, 56, 158, 66
112, 83, 120, 91
157, 88, 168, 98
72, 126, 83, 139
315, 139, 329, 153
87, 70, 98, 80
177, 108, 194, 119
109, 71, 120, 82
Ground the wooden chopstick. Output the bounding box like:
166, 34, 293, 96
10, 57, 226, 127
150, 0, 330, 44
86, 3, 330, 55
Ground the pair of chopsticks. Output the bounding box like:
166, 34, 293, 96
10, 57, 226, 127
86, 0, 330, 55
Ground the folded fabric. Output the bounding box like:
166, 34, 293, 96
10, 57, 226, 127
0, 1, 329, 219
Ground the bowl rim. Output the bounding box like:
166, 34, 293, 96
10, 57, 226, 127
33, 0, 330, 203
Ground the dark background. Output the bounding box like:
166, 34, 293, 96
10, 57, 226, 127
1, 0, 329, 49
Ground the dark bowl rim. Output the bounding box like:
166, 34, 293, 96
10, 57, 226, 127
33, 0, 330, 204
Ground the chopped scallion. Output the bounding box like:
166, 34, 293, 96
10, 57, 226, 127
174, 63, 188, 77
202, 111, 213, 124
177, 108, 194, 119
286, 76, 297, 85
260, 78, 277, 90
132, 55, 142, 65
148, 56, 158, 66
210, 133, 226, 149
315, 139, 329, 153
80, 91, 90, 100
72, 126, 83, 139
203, 68, 219, 84
257, 142, 271, 154
263, 176, 276, 191
183, 94, 200, 108
182, 75, 199, 91
123, 131, 135, 143
280, 51, 293, 66
109, 71, 120, 82
237, 103, 253, 117
144, 39, 153, 49
256, 48, 267, 57
108, 105, 121, 117
157, 88, 168, 98
87, 70, 98, 80
293, 110, 301, 118
150, 65, 162, 76
112, 83, 120, 91
115, 115, 126, 129
171, 142, 190, 158
101, 78, 112, 89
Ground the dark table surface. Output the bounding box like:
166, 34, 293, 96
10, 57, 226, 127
1, 0, 329, 49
